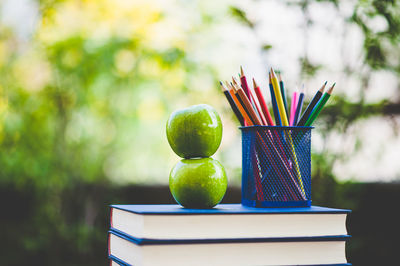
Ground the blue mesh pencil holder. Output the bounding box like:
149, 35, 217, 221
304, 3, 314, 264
241, 126, 313, 207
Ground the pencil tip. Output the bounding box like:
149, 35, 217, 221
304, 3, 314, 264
270, 68, 276, 77
327, 83, 336, 94
240, 66, 244, 76
319, 81, 327, 92
232, 77, 237, 85
252, 78, 257, 88
299, 84, 304, 93
278, 72, 282, 81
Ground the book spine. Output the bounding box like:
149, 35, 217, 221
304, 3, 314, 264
110, 208, 114, 228
108, 234, 111, 256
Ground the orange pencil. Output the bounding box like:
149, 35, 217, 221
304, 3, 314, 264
232, 82, 260, 125
236, 86, 262, 125
226, 83, 254, 126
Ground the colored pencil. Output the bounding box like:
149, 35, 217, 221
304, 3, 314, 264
223, 82, 264, 199
268, 72, 281, 125
293, 84, 305, 126
240, 66, 250, 98
226, 82, 254, 126
271, 70, 304, 193
304, 83, 335, 126
297, 81, 327, 126
289, 89, 298, 126
219, 66, 336, 202
253, 79, 274, 126
270, 68, 289, 126
220, 81, 244, 126
243, 82, 305, 197
278, 72, 289, 122
231, 82, 258, 125
238, 71, 261, 121
234, 85, 263, 126
248, 89, 268, 125
237, 77, 268, 125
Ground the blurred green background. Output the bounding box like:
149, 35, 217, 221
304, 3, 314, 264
1, 0, 399, 265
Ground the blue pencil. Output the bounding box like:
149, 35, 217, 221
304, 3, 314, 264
293, 85, 304, 125
269, 72, 281, 126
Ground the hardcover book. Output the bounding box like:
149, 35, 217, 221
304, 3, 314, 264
108, 229, 351, 266
110, 204, 350, 240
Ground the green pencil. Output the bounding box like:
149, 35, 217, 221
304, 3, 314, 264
304, 83, 335, 126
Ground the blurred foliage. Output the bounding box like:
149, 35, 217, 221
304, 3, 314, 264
0, 0, 400, 265
230, 0, 400, 183
1, 0, 229, 264
299, 56, 323, 79
229, 6, 254, 28
351, 0, 400, 70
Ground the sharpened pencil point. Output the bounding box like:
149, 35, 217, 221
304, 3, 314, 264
225, 81, 233, 90
278, 72, 282, 82
252, 78, 258, 89
219, 81, 227, 91
270, 68, 277, 77
230, 82, 237, 91
319, 82, 327, 93
232, 77, 237, 85
240, 66, 244, 77
327, 83, 335, 94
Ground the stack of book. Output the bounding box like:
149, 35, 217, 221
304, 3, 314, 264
108, 204, 351, 265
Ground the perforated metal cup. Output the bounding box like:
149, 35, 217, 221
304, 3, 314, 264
241, 126, 312, 207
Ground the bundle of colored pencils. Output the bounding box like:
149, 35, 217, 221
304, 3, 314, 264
220, 66, 335, 203
220, 67, 335, 128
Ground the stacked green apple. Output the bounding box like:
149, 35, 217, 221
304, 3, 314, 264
166, 104, 227, 209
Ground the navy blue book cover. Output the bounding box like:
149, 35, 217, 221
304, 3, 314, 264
109, 256, 351, 266
109, 254, 351, 266
110, 203, 351, 215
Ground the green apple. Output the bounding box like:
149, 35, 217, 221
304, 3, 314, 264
166, 104, 222, 158
169, 158, 227, 208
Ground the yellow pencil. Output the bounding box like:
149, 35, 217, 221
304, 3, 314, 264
270, 69, 304, 193
270, 68, 289, 126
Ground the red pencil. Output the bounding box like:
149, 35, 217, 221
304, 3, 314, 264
239, 66, 250, 98
246, 84, 268, 125
253, 78, 274, 126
